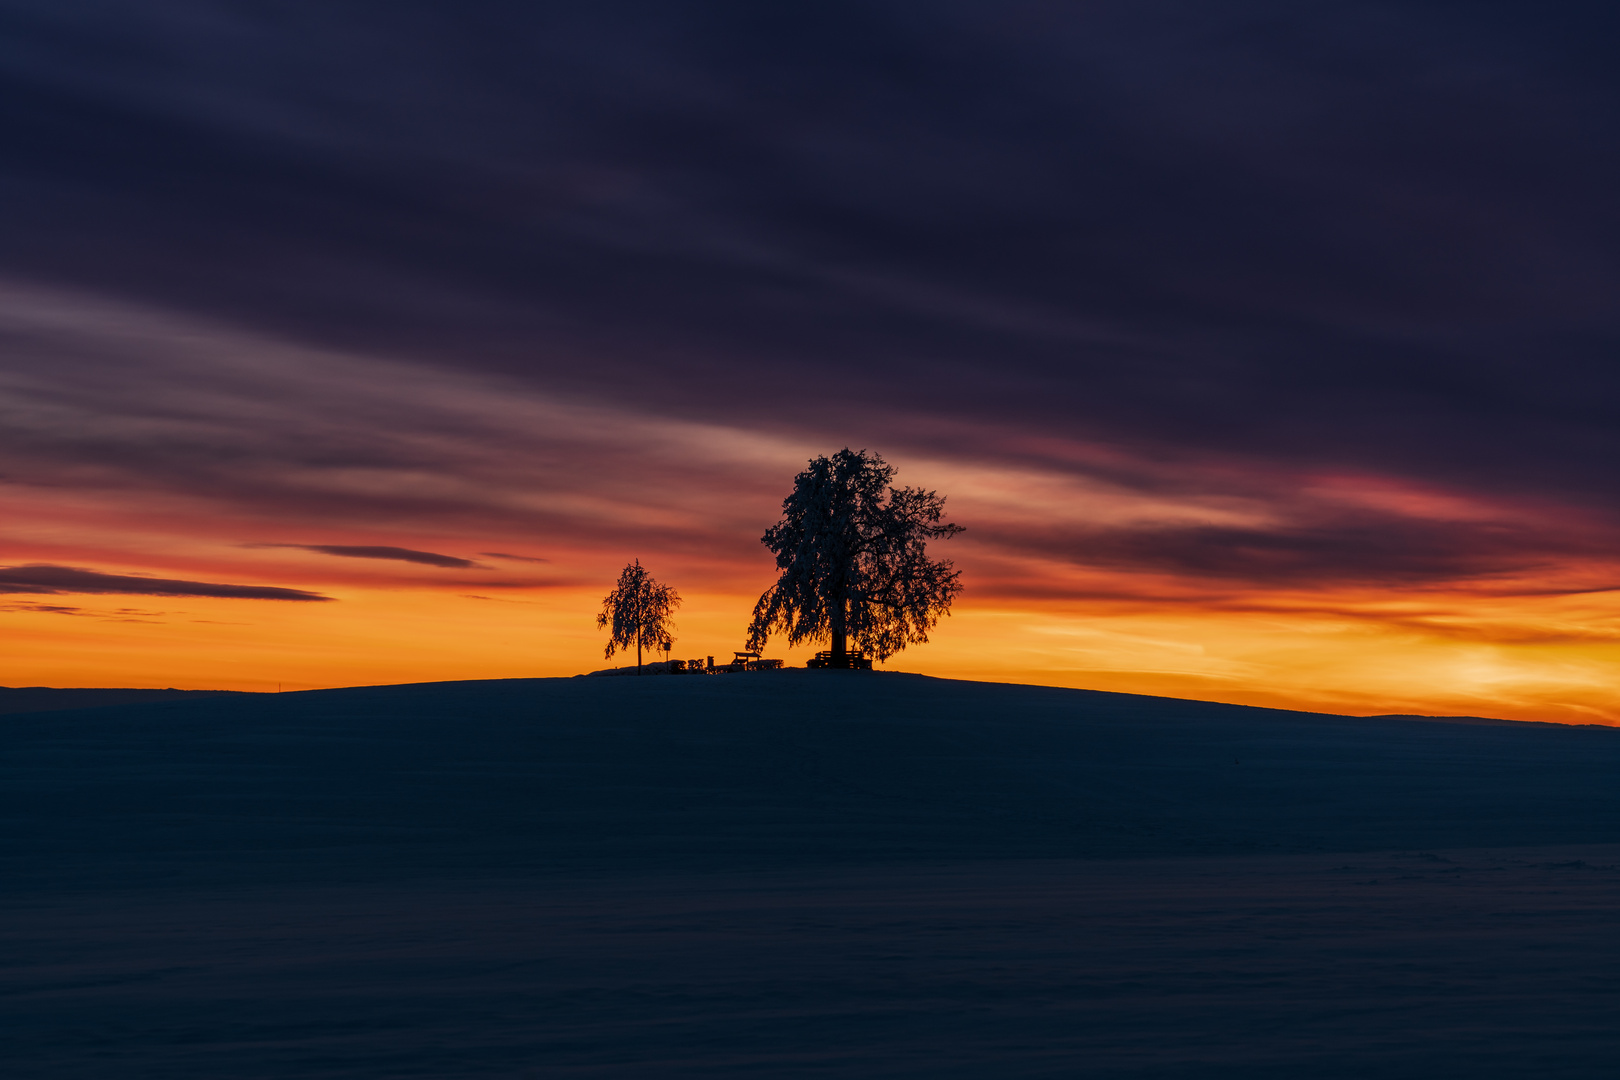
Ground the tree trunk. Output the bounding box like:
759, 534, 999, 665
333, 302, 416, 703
830, 591, 847, 661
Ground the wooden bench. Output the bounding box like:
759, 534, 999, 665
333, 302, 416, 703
807, 651, 873, 670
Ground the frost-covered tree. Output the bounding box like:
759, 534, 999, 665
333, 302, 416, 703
746, 448, 963, 666
597, 560, 680, 673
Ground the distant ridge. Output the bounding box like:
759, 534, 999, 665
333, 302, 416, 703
1366, 711, 1549, 728
0, 686, 246, 716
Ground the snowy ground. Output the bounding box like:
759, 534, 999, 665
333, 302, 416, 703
3, 672, 1618, 1076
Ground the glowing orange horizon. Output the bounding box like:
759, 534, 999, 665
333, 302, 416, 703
8, 520, 1620, 726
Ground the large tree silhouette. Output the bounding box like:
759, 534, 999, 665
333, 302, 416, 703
747, 449, 963, 666
597, 560, 680, 673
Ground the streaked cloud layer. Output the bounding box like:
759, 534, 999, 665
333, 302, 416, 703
3, 2, 1620, 721
0, 564, 329, 601
249, 545, 481, 569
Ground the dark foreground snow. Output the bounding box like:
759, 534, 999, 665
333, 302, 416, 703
3, 672, 1617, 1076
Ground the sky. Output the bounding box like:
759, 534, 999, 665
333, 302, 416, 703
4, 1, 1620, 722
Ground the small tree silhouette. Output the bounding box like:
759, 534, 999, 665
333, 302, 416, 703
747, 448, 962, 666
597, 560, 680, 674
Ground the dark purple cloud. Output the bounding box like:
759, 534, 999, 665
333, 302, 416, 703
0, 565, 332, 601
1, 1, 1617, 588
256, 544, 477, 569
976, 513, 1591, 588
481, 553, 551, 564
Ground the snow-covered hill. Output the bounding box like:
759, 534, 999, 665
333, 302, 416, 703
5, 671, 1616, 883
4, 672, 1618, 1076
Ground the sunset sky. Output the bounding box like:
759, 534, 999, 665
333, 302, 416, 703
5, 2, 1620, 723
